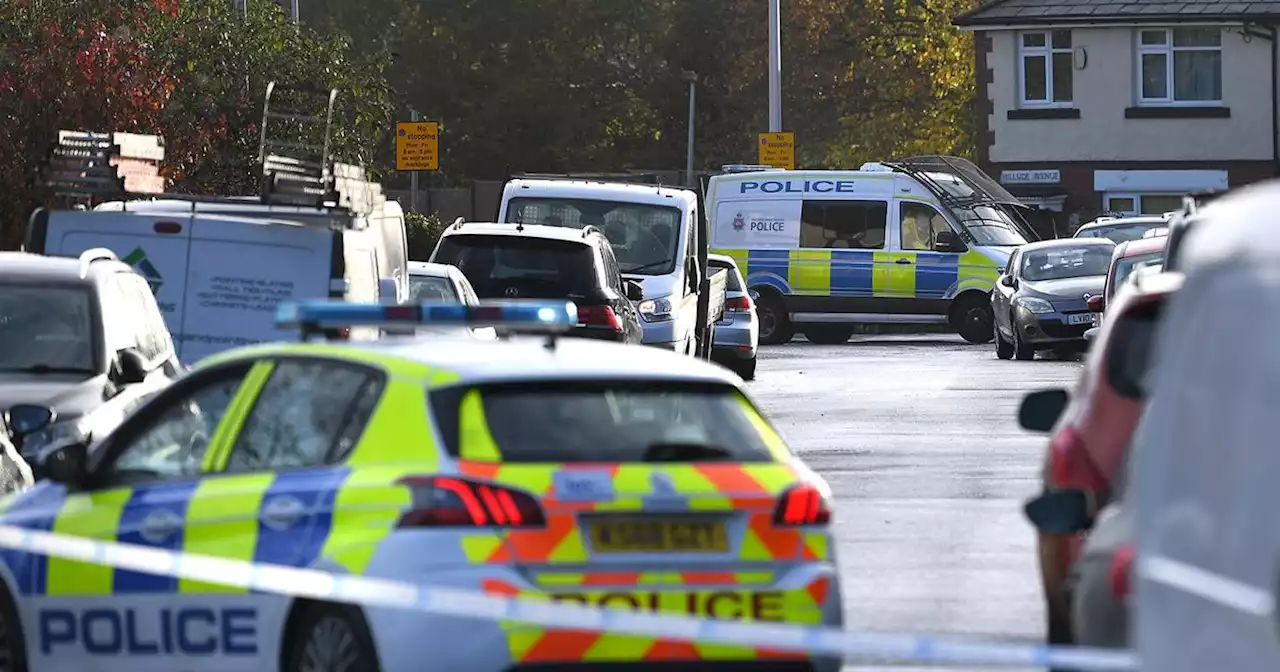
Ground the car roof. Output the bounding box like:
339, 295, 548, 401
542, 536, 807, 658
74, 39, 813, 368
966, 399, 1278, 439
505, 179, 696, 207
1077, 214, 1169, 229
440, 222, 597, 245
1018, 237, 1116, 252
207, 337, 741, 386
408, 261, 456, 277
1114, 235, 1169, 258
0, 252, 112, 283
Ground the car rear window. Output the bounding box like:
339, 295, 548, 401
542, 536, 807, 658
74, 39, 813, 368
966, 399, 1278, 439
408, 275, 459, 302
708, 262, 743, 292
1105, 301, 1163, 399
434, 235, 599, 299
429, 381, 781, 463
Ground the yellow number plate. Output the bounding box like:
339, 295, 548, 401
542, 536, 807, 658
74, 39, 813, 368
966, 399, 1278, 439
587, 519, 729, 553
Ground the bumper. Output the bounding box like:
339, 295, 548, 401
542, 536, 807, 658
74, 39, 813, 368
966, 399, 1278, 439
1013, 308, 1092, 346
639, 319, 682, 346
360, 562, 844, 671
573, 326, 627, 342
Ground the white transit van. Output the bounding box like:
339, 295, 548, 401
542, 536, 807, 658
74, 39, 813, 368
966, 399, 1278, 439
27, 124, 407, 364
705, 156, 1036, 345
496, 176, 726, 356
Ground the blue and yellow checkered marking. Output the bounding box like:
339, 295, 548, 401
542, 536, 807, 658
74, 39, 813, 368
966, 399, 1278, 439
0, 465, 356, 596
713, 248, 997, 300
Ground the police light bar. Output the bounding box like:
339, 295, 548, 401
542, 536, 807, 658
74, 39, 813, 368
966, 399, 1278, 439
275, 300, 579, 333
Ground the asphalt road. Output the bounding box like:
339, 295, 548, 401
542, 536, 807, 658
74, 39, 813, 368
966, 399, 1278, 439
747, 335, 1084, 672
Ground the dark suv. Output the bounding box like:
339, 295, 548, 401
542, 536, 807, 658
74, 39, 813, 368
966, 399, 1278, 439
0, 249, 181, 464
430, 222, 644, 343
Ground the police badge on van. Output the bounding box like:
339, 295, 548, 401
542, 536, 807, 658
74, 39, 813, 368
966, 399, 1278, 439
732, 213, 745, 231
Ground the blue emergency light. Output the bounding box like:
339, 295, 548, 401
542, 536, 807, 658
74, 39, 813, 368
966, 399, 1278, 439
275, 300, 578, 334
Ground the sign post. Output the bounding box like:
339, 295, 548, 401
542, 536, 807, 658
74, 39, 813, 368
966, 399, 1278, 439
396, 116, 439, 212
757, 132, 795, 170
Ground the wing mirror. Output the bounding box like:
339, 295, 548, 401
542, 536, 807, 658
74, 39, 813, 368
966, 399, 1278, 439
113, 348, 149, 385
934, 231, 968, 253
43, 441, 89, 487
1000, 275, 1015, 288
1018, 388, 1069, 432
1087, 295, 1105, 312
6, 404, 54, 436
1023, 489, 1093, 534
625, 280, 644, 302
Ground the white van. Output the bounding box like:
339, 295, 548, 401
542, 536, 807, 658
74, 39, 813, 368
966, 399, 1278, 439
25, 198, 407, 363
705, 157, 1034, 344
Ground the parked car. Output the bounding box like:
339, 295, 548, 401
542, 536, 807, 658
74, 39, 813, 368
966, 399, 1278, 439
707, 254, 758, 380
1083, 234, 1167, 342
0, 249, 180, 464
429, 222, 645, 344
992, 238, 1115, 360
1073, 214, 1172, 244
402, 261, 497, 340
1017, 268, 1183, 648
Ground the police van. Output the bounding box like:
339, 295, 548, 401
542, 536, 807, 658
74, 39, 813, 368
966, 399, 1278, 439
706, 156, 1037, 345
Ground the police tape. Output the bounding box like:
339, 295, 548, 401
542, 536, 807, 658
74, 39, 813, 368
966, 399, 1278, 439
0, 524, 1138, 670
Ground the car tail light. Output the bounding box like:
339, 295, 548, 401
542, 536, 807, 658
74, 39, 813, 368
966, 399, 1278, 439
773, 484, 832, 526
1048, 425, 1107, 493
1110, 544, 1135, 598
725, 296, 753, 313
578, 305, 622, 331
396, 476, 546, 528
322, 327, 351, 340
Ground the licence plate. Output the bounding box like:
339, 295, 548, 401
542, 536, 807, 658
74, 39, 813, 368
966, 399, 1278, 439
1067, 313, 1093, 325
587, 519, 729, 553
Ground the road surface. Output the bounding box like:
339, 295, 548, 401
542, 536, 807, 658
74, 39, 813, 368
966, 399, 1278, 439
748, 335, 1084, 671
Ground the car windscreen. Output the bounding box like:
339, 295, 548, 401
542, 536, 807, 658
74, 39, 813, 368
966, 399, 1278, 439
1021, 245, 1113, 281
1111, 252, 1164, 294
408, 275, 459, 302
708, 261, 743, 291
429, 381, 780, 463
0, 284, 97, 374
1105, 301, 1162, 399
505, 197, 683, 276
949, 204, 1028, 246
433, 235, 599, 299
1076, 221, 1165, 244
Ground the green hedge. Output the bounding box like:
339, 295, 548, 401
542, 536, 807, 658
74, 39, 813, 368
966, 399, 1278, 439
405, 212, 444, 261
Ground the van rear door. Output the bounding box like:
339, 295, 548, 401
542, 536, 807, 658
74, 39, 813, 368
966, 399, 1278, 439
36, 209, 194, 340
178, 215, 334, 361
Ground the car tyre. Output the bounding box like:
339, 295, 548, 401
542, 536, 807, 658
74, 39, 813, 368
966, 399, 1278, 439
805, 327, 854, 345
995, 327, 1014, 360
285, 603, 381, 672
1013, 318, 1035, 361
953, 294, 995, 344
0, 584, 28, 672
734, 356, 757, 381
755, 292, 794, 345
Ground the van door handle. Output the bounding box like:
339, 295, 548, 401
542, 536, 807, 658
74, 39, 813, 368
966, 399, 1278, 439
895, 258, 912, 264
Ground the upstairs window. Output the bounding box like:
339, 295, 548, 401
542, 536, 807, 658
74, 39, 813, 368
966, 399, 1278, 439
1138, 28, 1222, 104
1020, 30, 1073, 106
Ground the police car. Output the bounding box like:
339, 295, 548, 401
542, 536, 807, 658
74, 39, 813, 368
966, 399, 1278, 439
0, 300, 843, 672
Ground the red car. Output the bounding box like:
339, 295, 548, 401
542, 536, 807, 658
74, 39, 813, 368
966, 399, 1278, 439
1017, 268, 1183, 646
1085, 234, 1167, 336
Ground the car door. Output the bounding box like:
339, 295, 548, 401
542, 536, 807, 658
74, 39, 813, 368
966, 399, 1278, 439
993, 249, 1021, 338
29, 359, 268, 670
896, 201, 965, 308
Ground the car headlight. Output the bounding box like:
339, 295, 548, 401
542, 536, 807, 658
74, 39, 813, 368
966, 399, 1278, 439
23, 418, 91, 455
1016, 297, 1055, 314
637, 296, 674, 322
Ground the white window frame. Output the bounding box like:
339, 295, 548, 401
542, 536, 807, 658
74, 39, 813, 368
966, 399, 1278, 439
1104, 192, 1187, 216
1018, 30, 1074, 107
1136, 27, 1223, 106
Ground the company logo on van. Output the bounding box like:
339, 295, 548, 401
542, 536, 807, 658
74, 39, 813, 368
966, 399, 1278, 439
123, 247, 163, 294
732, 213, 746, 231
739, 179, 857, 195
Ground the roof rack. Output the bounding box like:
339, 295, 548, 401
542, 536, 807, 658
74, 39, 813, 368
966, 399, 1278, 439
512, 172, 664, 186
42, 131, 166, 200
720, 164, 777, 174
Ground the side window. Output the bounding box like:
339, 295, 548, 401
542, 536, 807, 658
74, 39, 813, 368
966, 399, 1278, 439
225, 360, 382, 472
1006, 251, 1021, 278
105, 366, 252, 483
601, 245, 623, 292
899, 202, 953, 252
799, 200, 887, 250
102, 277, 139, 354
116, 273, 168, 362
132, 273, 174, 361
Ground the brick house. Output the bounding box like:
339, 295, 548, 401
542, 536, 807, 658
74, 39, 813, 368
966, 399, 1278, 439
953, 0, 1280, 231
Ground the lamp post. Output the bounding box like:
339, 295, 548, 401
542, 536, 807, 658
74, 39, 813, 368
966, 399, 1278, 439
682, 70, 698, 187
768, 0, 782, 132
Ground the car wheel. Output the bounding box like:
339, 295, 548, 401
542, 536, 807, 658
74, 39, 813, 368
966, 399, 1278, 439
0, 584, 29, 672
995, 327, 1014, 360
735, 356, 757, 381
953, 294, 995, 344
804, 326, 854, 345
755, 292, 794, 345
285, 603, 381, 672
1013, 317, 1035, 361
